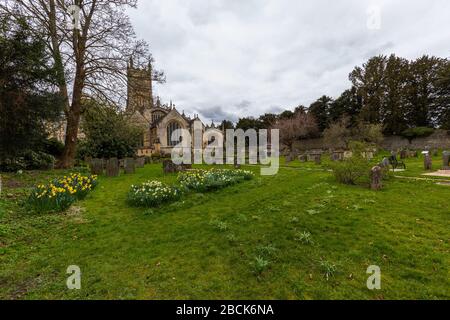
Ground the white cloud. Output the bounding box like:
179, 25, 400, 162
128, 0, 450, 122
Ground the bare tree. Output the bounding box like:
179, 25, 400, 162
272, 112, 318, 153
1, 0, 164, 167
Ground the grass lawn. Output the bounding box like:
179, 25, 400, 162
0, 157, 449, 300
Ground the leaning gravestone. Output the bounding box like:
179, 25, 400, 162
90, 158, 104, 175
424, 154, 433, 170
124, 158, 136, 174
443, 151, 450, 170
298, 154, 307, 162
370, 166, 383, 190
106, 158, 119, 177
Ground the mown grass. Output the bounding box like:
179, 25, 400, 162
0, 158, 448, 300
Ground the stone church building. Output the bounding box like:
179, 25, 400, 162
126, 60, 220, 156
49, 60, 222, 157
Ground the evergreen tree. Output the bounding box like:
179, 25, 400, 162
349, 55, 387, 124
0, 16, 62, 162
308, 95, 333, 131
382, 54, 409, 135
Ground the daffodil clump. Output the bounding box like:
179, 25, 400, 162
178, 169, 254, 192
127, 180, 182, 207
27, 173, 98, 212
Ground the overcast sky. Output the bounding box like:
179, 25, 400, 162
128, 0, 450, 123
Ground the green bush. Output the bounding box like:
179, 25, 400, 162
329, 141, 372, 185
0, 151, 55, 172
127, 181, 182, 207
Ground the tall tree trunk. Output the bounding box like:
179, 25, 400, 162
59, 63, 85, 168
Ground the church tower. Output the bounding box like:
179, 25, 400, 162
126, 58, 154, 113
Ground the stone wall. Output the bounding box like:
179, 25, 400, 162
380, 130, 450, 150
291, 129, 450, 152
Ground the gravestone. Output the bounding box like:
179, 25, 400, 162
298, 154, 307, 162
285, 153, 293, 165
90, 158, 104, 175
424, 154, 433, 170
443, 151, 450, 170
124, 158, 136, 174
331, 151, 344, 161
106, 158, 119, 177
314, 154, 321, 165
136, 157, 145, 168
163, 160, 191, 174
119, 159, 124, 169
381, 157, 390, 168
400, 150, 407, 159
370, 166, 383, 190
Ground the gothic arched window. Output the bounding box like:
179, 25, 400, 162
167, 121, 182, 146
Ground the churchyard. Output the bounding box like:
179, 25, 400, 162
0, 151, 448, 300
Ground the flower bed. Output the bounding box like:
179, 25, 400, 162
178, 169, 254, 192
127, 181, 182, 207
27, 173, 98, 212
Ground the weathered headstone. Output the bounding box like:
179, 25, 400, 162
163, 160, 191, 173
424, 154, 433, 170
380, 157, 390, 168
90, 158, 104, 175
136, 157, 145, 168
124, 158, 136, 174
106, 158, 119, 177
331, 151, 344, 161
314, 154, 321, 165
443, 151, 450, 170
298, 154, 307, 162
285, 153, 292, 165
370, 166, 383, 190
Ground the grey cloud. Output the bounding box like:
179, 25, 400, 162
130, 0, 450, 120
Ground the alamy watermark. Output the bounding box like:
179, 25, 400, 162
170, 123, 280, 175
66, 265, 81, 290
367, 5, 382, 30
366, 265, 381, 290
67, 5, 81, 30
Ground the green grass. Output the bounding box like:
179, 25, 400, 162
0, 159, 449, 300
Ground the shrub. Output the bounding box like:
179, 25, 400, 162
0, 150, 55, 172
27, 173, 98, 212
329, 141, 372, 185
127, 181, 182, 207
178, 169, 254, 192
